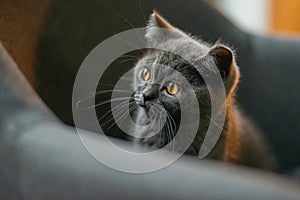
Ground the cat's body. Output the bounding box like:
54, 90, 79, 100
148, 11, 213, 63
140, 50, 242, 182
129, 11, 277, 170
205, 104, 277, 170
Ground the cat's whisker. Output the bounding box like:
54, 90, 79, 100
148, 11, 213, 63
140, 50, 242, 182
156, 108, 167, 146
98, 83, 130, 90
119, 58, 138, 64
112, 103, 137, 138
78, 96, 130, 111
159, 115, 163, 147
89, 89, 131, 97
144, 112, 158, 140
113, 103, 137, 129
79, 101, 131, 127
76, 90, 132, 109
119, 54, 140, 59
165, 115, 173, 151
113, 32, 146, 55
137, 0, 147, 25
94, 97, 132, 108
116, 74, 134, 79
79, 98, 125, 110
168, 117, 174, 149
116, 79, 132, 83
103, 104, 130, 128
106, 102, 136, 130
165, 110, 176, 134
98, 100, 134, 123
162, 115, 168, 146
102, 110, 130, 130
165, 110, 177, 151
154, 106, 172, 149
114, 12, 146, 48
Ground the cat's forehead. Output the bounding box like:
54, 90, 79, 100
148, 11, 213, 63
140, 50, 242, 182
140, 37, 210, 70
136, 49, 206, 86
134, 36, 213, 85
154, 37, 211, 61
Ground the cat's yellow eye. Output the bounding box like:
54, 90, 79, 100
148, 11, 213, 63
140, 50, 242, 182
142, 68, 151, 81
166, 82, 179, 95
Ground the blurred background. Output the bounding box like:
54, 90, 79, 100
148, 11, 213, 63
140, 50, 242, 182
1, 0, 300, 173
210, 0, 300, 35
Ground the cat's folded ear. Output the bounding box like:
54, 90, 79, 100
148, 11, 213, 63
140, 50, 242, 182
209, 45, 240, 95
146, 11, 186, 47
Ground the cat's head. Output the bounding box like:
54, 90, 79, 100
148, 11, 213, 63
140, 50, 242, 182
131, 11, 239, 149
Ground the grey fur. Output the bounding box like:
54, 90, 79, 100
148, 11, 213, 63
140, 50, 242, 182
130, 12, 277, 170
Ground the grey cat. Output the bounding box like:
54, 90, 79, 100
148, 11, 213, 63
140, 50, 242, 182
130, 11, 277, 170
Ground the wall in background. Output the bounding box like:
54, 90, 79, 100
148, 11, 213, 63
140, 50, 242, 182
212, 0, 271, 34
271, 0, 300, 35
212, 0, 300, 36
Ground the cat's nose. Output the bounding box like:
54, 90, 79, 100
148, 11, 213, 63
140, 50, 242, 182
134, 84, 160, 107
143, 84, 160, 102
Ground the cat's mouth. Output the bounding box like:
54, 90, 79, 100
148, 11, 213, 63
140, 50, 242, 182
133, 92, 146, 107
133, 92, 160, 109
130, 89, 178, 149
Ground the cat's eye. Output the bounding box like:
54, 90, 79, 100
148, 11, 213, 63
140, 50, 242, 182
142, 68, 151, 81
166, 82, 179, 95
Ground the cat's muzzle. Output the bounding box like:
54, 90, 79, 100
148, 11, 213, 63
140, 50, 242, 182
133, 93, 146, 107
